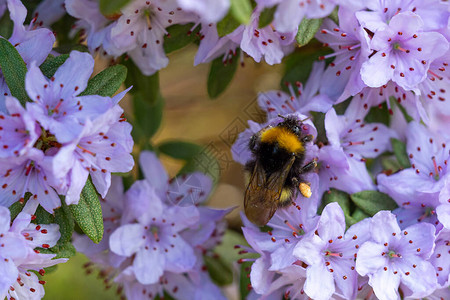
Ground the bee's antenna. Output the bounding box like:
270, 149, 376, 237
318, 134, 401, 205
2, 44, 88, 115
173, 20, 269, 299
277, 114, 287, 120
299, 116, 312, 123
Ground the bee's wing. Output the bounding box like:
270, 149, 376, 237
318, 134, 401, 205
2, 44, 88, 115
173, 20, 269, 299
244, 156, 295, 226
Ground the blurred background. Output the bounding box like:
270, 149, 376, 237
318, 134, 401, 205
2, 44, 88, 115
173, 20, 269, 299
43, 44, 285, 299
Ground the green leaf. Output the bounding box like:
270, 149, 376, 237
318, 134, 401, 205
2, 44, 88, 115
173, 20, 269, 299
364, 102, 390, 126
0, 38, 29, 105
390, 96, 414, 123
207, 49, 240, 99
70, 179, 104, 244
320, 189, 354, 226
350, 190, 398, 216
229, 0, 252, 24
381, 156, 403, 174
8, 193, 30, 221
53, 44, 89, 55
258, 6, 277, 28
80, 64, 127, 97
158, 140, 203, 161
34, 205, 55, 225
40, 54, 70, 78
54, 197, 74, 246
296, 18, 323, 47
131, 93, 164, 144
351, 208, 370, 223
204, 254, 233, 286
217, 12, 241, 37
36, 241, 76, 259
99, 0, 130, 15
391, 138, 411, 169
164, 23, 200, 54
0, 10, 13, 39
50, 241, 77, 259
239, 261, 253, 300
124, 59, 160, 104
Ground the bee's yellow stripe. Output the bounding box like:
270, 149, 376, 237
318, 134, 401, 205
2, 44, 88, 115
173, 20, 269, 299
260, 127, 304, 153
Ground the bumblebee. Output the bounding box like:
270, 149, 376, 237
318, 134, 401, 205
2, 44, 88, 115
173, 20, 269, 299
244, 115, 316, 226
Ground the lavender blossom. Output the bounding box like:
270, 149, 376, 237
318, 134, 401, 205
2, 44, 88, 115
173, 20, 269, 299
257, 61, 334, 118
240, 10, 296, 65
0, 206, 67, 300
257, 0, 337, 34
109, 0, 195, 75
358, 12, 449, 90
356, 211, 437, 299
176, 0, 229, 23
315, 7, 371, 102
378, 121, 450, 229
293, 203, 370, 300
0, 0, 55, 112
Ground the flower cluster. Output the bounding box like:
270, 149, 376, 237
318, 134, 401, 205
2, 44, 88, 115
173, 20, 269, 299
0, 206, 67, 299
232, 1, 450, 299
73, 151, 230, 300
0, 50, 134, 214
240, 198, 449, 300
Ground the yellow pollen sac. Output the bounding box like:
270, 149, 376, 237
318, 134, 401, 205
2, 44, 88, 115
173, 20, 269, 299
260, 127, 303, 153
299, 182, 312, 198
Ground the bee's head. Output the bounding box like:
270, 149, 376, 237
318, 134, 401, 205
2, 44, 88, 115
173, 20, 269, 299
277, 115, 304, 137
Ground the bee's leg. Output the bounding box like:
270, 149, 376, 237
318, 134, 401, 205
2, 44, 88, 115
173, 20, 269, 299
291, 177, 312, 198
301, 134, 314, 143
300, 160, 317, 174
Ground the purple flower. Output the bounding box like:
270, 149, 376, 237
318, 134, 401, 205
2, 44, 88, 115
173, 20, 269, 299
109, 179, 199, 284
25, 51, 116, 143
293, 203, 370, 300
0, 0, 55, 112
57, 101, 134, 204
358, 12, 449, 90
240, 10, 296, 65
355, 81, 421, 120
176, 0, 229, 23
109, 0, 195, 75
139, 150, 213, 206
428, 228, 450, 288
0, 97, 40, 158
358, 0, 450, 32
32, 0, 66, 27
116, 269, 226, 300
194, 24, 243, 65
257, 61, 334, 118
74, 149, 228, 299
0, 206, 67, 299
355, 211, 437, 299
315, 7, 371, 102
377, 121, 450, 229
257, 0, 337, 34
0, 148, 64, 213
325, 99, 397, 161
317, 144, 375, 196
65, 0, 122, 58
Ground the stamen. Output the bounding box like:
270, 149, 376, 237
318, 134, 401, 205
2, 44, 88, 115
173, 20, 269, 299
428, 70, 443, 80
325, 251, 342, 257
77, 145, 96, 156
432, 156, 440, 180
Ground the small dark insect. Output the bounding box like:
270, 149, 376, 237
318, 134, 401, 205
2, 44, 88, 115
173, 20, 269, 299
244, 115, 317, 226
